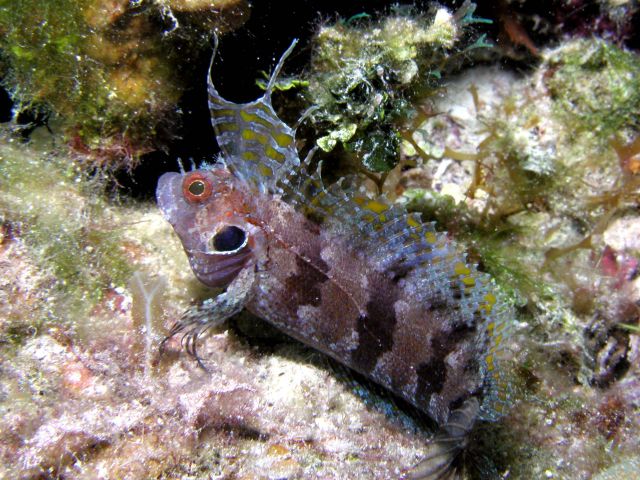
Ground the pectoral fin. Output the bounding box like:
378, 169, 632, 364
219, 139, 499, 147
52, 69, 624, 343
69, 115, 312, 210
160, 266, 256, 368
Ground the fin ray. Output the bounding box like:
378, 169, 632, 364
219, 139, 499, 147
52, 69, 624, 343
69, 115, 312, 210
207, 35, 300, 192
403, 398, 478, 480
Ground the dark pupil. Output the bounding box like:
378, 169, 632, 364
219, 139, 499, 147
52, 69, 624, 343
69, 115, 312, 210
213, 226, 246, 252
188, 180, 206, 196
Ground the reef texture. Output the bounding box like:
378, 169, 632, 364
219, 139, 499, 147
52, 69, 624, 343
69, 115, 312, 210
0, 0, 249, 168
393, 37, 640, 479
0, 2, 639, 480
304, 2, 493, 172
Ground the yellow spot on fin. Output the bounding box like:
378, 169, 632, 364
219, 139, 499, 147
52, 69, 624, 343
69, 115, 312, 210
454, 262, 471, 276
462, 276, 476, 287
364, 199, 390, 214
242, 151, 258, 162
407, 215, 422, 229
240, 110, 274, 129
265, 145, 285, 162
241, 129, 268, 144
425, 231, 437, 244
258, 164, 274, 177
274, 132, 294, 148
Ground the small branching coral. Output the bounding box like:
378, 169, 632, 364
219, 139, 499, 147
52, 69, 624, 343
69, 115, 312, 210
304, 1, 492, 172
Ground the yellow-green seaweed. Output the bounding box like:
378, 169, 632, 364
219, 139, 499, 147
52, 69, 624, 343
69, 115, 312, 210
0, 0, 247, 168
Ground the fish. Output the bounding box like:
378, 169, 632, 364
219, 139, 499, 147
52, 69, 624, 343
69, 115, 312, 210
156, 35, 513, 479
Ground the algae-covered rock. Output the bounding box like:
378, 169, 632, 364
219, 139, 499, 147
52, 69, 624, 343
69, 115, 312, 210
0, 0, 248, 168
395, 33, 640, 479
593, 456, 640, 480
544, 38, 640, 147
305, 2, 492, 172
0, 135, 132, 320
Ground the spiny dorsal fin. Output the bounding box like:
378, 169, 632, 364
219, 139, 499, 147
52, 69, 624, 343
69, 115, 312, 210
207, 35, 300, 192
477, 295, 514, 421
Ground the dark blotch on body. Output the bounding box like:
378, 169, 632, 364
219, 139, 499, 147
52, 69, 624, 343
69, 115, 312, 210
416, 358, 447, 402
415, 322, 479, 404
284, 255, 329, 307
351, 274, 398, 372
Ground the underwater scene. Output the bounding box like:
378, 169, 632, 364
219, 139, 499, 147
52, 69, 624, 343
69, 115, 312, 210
0, 1, 639, 479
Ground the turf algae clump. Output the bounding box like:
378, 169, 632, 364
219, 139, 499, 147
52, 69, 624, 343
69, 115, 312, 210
544, 38, 640, 148
0, 0, 248, 169
0, 130, 216, 479
306, 2, 492, 172
0, 135, 132, 327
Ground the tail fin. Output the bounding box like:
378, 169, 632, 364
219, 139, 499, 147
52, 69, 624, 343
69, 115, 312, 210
403, 397, 479, 480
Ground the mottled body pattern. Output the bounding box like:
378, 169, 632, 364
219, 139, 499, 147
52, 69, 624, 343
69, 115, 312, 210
157, 37, 512, 479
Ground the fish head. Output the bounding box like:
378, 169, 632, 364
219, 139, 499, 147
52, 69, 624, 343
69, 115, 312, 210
157, 167, 264, 288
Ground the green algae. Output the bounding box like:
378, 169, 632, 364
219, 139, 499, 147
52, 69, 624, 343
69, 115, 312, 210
403, 36, 640, 262
412, 38, 640, 305
0, 132, 133, 331
305, 2, 492, 172
594, 456, 640, 480
545, 38, 640, 147
0, 0, 247, 168
401, 186, 546, 306
0, 0, 174, 166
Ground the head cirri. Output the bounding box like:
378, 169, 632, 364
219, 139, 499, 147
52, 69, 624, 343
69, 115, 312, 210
156, 167, 264, 287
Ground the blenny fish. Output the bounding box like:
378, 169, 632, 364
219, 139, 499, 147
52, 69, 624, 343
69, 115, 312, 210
157, 36, 512, 479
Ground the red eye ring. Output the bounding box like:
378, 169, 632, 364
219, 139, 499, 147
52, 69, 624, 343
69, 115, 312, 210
182, 172, 213, 203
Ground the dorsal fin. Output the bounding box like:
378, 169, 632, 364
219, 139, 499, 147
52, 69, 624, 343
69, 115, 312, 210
476, 294, 514, 421
207, 35, 300, 192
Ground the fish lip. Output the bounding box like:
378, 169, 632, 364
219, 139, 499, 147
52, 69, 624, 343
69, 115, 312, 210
156, 171, 183, 223
186, 248, 252, 273
187, 250, 249, 287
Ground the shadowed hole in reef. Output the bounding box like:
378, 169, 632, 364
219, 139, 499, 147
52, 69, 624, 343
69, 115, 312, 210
0, 82, 51, 137
0, 85, 12, 122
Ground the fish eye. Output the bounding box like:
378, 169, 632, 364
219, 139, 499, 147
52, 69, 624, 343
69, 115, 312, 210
212, 225, 247, 253
182, 173, 212, 203
188, 180, 205, 196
